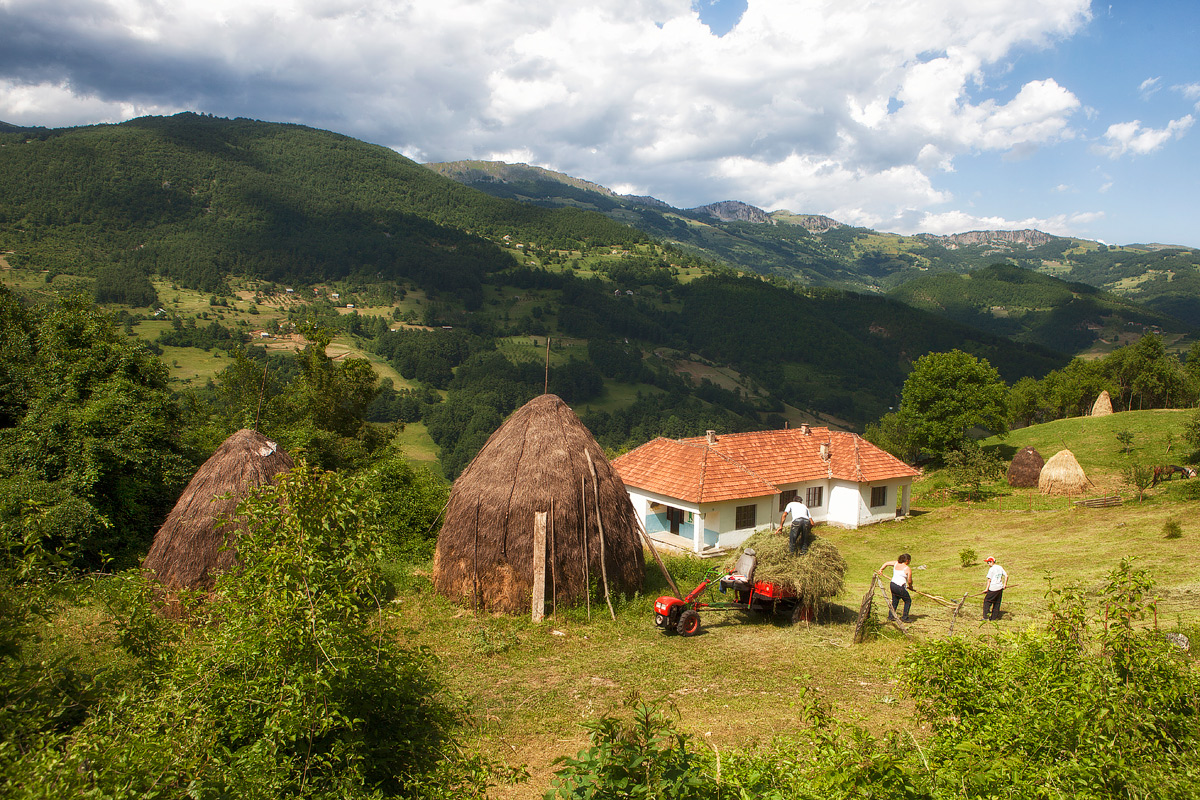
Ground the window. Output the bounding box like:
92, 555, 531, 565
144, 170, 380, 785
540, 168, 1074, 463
778, 489, 797, 511
806, 487, 823, 508
870, 486, 888, 508
735, 504, 757, 529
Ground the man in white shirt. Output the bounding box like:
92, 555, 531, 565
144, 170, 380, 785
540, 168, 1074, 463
780, 496, 812, 555
982, 556, 1008, 621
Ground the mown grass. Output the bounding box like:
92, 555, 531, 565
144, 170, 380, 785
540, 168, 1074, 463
390, 484, 1200, 798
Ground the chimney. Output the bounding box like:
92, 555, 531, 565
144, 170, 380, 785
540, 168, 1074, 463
820, 442, 830, 461
706, 430, 717, 445
800, 423, 810, 435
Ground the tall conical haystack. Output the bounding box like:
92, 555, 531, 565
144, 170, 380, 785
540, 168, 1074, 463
1006, 446, 1045, 488
433, 394, 645, 614
1038, 449, 1091, 495
142, 429, 294, 590
1091, 390, 1113, 416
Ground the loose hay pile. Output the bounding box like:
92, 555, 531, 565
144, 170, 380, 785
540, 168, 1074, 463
725, 530, 846, 614
1006, 446, 1044, 488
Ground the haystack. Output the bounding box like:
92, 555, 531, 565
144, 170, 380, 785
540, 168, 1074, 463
142, 429, 293, 590
1006, 446, 1045, 488
1038, 449, 1091, 495
433, 394, 645, 614
724, 530, 846, 613
1091, 390, 1113, 416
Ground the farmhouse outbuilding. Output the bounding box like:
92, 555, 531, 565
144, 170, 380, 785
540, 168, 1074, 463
612, 426, 919, 554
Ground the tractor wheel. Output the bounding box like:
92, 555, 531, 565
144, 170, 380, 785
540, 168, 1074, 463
676, 609, 701, 637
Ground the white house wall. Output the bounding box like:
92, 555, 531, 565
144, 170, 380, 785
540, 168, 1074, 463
625, 478, 912, 545
825, 480, 912, 529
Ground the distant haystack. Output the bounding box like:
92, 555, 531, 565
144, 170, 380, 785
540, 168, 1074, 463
1006, 446, 1045, 488
433, 394, 645, 614
142, 429, 293, 591
1091, 390, 1113, 417
1038, 449, 1091, 496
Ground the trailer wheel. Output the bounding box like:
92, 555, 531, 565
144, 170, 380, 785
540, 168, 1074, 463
677, 609, 701, 637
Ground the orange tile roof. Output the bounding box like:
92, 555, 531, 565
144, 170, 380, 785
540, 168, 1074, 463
612, 428, 919, 504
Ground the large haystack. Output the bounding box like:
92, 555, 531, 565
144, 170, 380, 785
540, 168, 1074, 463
1091, 390, 1113, 416
1038, 449, 1091, 495
1006, 446, 1045, 488
724, 530, 846, 612
433, 394, 645, 614
142, 429, 293, 590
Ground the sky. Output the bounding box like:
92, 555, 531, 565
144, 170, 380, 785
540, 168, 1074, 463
2, 0, 1199, 247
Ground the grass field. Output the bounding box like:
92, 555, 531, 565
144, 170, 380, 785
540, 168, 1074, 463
386, 407, 1200, 797
393, 492, 1200, 798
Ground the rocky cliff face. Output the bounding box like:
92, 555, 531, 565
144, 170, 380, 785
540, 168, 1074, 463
917, 229, 1055, 249
771, 212, 844, 233
689, 200, 773, 224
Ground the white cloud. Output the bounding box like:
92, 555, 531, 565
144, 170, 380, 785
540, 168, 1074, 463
0, 0, 1094, 230
1138, 76, 1162, 100
909, 209, 1103, 237
1175, 83, 1200, 111
1093, 115, 1195, 158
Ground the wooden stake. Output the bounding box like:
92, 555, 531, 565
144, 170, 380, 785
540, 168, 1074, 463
581, 476, 591, 621
586, 450, 616, 621
532, 511, 547, 622
550, 499, 557, 619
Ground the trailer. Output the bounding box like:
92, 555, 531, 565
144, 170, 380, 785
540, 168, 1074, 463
652, 548, 808, 636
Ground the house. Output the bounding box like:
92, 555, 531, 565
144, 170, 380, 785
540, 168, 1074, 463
612, 426, 919, 554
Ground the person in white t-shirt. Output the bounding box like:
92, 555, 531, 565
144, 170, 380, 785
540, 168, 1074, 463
982, 556, 1008, 621
780, 497, 813, 554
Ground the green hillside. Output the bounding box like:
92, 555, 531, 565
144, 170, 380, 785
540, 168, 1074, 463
889, 263, 1187, 352
0, 114, 645, 305
429, 160, 1200, 346
0, 113, 1073, 434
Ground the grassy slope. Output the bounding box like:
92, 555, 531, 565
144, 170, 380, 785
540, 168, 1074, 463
382, 410, 1200, 798
35, 409, 1200, 798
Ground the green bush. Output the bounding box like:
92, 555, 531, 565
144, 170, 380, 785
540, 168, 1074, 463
959, 547, 977, 567
8, 465, 515, 799
1164, 519, 1183, 539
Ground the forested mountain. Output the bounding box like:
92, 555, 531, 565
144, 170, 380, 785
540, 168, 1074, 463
0, 114, 644, 306
0, 113, 1069, 438
889, 264, 1184, 352
427, 159, 1200, 331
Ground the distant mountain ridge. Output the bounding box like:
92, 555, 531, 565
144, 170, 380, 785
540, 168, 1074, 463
425, 158, 1200, 327
916, 229, 1055, 249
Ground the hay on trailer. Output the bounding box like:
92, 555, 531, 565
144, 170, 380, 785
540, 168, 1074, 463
724, 529, 846, 612
1091, 390, 1113, 416
1038, 448, 1091, 495
433, 394, 645, 615
142, 429, 293, 591
1006, 446, 1044, 488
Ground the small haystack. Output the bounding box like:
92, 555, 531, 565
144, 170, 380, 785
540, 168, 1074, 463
724, 530, 846, 615
142, 429, 293, 590
1038, 448, 1091, 495
433, 394, 645, 614
1006, 446, 1045, 488
1091, 390, 1114, 416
